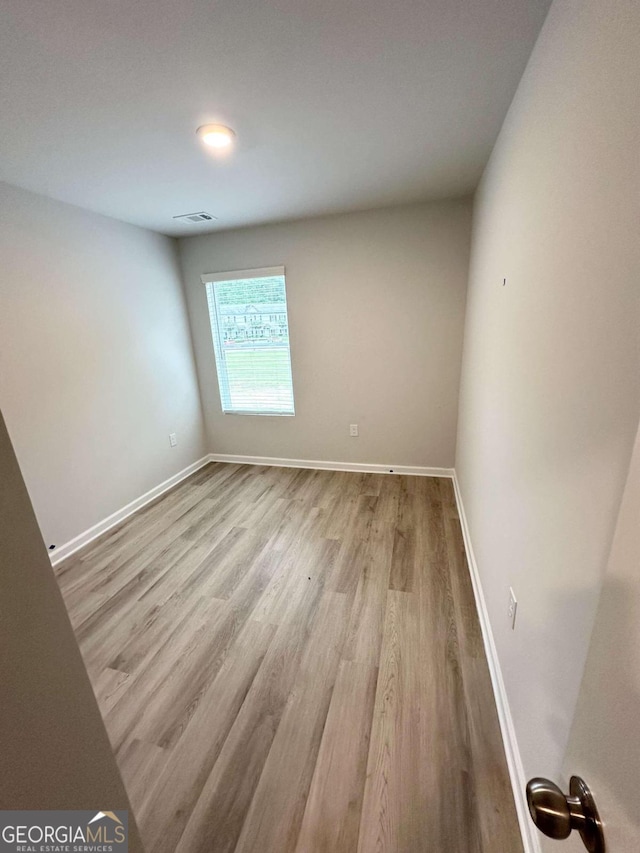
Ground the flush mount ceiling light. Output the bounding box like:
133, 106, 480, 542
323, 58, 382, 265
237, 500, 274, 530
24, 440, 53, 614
196, 124, 236, 150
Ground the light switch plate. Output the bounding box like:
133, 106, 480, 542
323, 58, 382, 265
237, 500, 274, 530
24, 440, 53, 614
508, 587, 518, 630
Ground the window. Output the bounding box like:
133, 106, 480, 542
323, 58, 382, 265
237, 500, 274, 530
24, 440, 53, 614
202, 267, 295, 415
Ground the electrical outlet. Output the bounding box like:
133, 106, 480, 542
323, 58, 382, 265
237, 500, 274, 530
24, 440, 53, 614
349, 424, 359, 437
169, 433, 177, 447
508, 587, 518, 630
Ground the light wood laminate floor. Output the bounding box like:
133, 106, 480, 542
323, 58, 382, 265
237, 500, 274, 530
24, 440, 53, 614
55, 463, 523, 853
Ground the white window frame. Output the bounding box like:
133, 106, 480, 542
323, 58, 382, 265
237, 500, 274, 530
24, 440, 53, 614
201, 266, 295, 417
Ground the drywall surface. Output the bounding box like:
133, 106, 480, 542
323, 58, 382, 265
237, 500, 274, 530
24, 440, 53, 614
557, 419, 640, 852
0, 181, 206, 548
455, 0, 640, 781
0, 410, 143, 848
179, 200, 471, 468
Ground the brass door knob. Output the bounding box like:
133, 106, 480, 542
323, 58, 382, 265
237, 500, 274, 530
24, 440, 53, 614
526, 776, 605, 852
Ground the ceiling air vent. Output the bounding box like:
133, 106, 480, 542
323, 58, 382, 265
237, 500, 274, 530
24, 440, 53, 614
172, 211, 218, 224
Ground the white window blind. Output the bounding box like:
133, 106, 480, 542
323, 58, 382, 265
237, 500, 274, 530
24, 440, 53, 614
202, 267, 295, 416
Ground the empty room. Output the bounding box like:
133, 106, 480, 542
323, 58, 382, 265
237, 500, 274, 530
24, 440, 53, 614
1, 0, 639, 851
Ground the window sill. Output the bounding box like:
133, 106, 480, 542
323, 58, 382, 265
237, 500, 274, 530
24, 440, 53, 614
222, 410, 295, 417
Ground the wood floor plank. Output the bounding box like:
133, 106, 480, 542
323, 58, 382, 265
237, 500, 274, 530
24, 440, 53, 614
374, 473, 402, 525
443, 511, 484, 660
328, 535, 368, 596
341, 520, 394, 667
103, 593, 227, 752
58, 467, 222, 591
55, 463, 522, 853
91, 666, 131, 713
295, 660, 378, 853
443, 507, 524, 852
357, 590, 427, 853
249, 534, 335, 626
174, 573, 327, 853
137, 618, 277, 853
117, 737, 169, 818
389, 527, 416, 592
233, 591, 349, 853
416, 478, 480, 853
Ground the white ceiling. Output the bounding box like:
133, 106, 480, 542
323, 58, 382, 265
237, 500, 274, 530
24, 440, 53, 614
0, 0, 551, 236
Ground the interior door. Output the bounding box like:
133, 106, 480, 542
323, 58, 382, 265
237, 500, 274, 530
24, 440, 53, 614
529, 420, 640, 852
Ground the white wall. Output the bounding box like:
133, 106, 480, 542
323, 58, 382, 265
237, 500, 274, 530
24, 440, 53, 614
456, 0, 640, 784
0, 181, 206, 549
179, 200, 472, 468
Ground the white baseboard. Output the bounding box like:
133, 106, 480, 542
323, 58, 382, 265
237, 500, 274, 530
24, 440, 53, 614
451, 472, 540, 853
207, 453, 453, 478
50, 456, 212, 567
